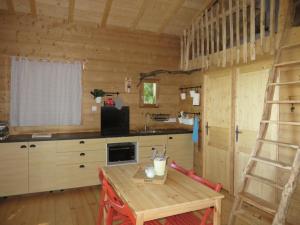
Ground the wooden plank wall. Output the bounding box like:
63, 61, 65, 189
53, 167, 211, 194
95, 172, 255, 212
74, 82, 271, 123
0, 14, 183, 134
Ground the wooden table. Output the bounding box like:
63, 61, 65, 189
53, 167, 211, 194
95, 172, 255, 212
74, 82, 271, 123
102, 164, 224, 225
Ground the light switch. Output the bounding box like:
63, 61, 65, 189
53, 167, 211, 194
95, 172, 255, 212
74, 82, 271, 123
91, 105, 97, 112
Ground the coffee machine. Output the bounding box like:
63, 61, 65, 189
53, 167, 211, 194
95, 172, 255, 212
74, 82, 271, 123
0, 121, 9, 140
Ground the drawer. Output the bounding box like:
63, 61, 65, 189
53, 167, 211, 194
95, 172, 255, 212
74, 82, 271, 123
57, 150, 106, 165
56, 161, 105, 189
106, 136, 138, 144
56, 139, 106, 152
139, 145, 164, 158
138, 135, 167, 147
0, 142, 28, 157
167, 134, 192, 144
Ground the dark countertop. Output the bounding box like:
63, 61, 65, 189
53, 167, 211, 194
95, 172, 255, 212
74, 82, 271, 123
0, 129, 192, 143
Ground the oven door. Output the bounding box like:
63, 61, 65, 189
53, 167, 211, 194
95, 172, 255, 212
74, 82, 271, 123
107, 142, 136, 165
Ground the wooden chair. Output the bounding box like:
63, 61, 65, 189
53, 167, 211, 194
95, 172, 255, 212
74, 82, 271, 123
99, 169, 162, 225
166, 163, 222, 225
170, 160, 195, 176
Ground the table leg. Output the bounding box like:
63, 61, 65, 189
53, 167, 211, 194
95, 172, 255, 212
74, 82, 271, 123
136, 213, 144, 225
213, 199, 222, 225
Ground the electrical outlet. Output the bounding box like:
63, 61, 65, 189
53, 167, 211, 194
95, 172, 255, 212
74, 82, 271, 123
91, 105, 97, 112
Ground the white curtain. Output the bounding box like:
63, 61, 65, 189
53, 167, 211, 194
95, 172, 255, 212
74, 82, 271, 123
10, 57, 82, 126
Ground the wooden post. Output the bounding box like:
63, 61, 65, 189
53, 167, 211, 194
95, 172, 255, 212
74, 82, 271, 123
180, 35, 184, 70
183, 30, 187, 70
260, 0, 266, 53
242, 0, 248, 63
250, 0, 256, 60
201, 16, 205, 69
211, 7, 215, 66
270, 0, 275, 54
192, 23, 195, 68
216, 3, 220, 67
205, 9, 209, 69
229, 0, 234, 65
236, 0, 240, 64
222, 0, 227, 67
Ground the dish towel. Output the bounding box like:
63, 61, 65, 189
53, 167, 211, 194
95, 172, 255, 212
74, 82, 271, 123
192, 117, 199, 143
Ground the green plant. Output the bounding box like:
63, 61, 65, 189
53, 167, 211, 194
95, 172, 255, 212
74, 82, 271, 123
90, 89, 105, 98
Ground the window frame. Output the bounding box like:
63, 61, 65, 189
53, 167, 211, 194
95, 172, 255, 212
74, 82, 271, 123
139, 79, 159, 108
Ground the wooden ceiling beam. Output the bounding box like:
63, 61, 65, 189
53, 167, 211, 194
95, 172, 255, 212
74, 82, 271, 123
6, 0, 15, 14
29, 0, 37, 17
68, 0, 75, 23
158, 0, 185, 33
100, 0, 114, 27
131, 0, 147, 29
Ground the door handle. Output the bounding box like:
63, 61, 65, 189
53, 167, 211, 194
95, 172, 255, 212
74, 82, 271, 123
235, 125, 242, 142
80, 152, 85, 156
79, 165, 85, 168
20, 145, 27, 149
79, 140, 85, 144
205, 122, 209, 136
30, 144, 36, 148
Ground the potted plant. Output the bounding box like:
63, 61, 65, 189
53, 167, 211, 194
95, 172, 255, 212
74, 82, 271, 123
90, 89, 105, 103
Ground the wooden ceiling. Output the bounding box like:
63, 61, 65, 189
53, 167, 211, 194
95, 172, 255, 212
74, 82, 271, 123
0, 0, 212, 36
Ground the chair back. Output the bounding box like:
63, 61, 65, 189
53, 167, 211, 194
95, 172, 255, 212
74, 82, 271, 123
170, 161, 195, 176
188, 173, 222, 192
103, 178, 136, 224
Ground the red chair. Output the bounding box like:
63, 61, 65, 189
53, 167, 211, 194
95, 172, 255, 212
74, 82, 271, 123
166, 163, 222, 225
170, 160, 195, 176
99, 169, 162, 225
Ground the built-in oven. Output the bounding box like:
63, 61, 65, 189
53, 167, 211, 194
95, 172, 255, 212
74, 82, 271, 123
107, 142, 137, 165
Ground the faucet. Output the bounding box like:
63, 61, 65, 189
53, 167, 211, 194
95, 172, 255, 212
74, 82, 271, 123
144, 113, 151, 131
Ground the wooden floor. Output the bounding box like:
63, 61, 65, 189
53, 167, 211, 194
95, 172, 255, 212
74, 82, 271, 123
0, 186, 234, 225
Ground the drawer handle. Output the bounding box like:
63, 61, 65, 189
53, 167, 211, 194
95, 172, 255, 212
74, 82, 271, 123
30, 144, 36, 148
79, 165, 85, 168
80, 153, 85, 156
151, 147, 155, 150
20, 145, 27, 149
169, 137, 173, 140
79, 141, 85, 144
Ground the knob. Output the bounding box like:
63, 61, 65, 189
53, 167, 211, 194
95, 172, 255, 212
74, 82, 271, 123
30, 144, 36, 148
151, 147, 155, 150
80, 153, 85, 156
79, 141, 85, 144
169, 137, 173, 140
20, 145, 27, 149
79, 165, 85, 168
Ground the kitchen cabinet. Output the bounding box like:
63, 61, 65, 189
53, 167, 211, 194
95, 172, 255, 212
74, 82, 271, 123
0, 142, 28, 196
28, 141, 57, 193
138, 135, 167, 164
166, 134, 194, 169
56, 139, 106, 189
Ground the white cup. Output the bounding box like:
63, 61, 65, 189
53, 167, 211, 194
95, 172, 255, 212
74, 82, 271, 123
180, 93, 186, 100
145, 166, 155, 178
189, 90, 196, 97
154, 158, 166, 176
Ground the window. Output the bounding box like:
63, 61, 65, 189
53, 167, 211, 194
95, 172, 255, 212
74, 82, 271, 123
10, 57, 82, 126
140, 79, 159, 107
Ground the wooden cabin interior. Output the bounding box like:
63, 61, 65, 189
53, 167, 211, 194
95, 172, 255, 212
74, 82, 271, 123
0, 0, 300, 225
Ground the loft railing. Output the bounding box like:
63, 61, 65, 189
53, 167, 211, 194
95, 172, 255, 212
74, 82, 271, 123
180, 0, 287, 70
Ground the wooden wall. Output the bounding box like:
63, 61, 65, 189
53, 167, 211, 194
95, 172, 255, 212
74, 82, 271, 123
0, 14, 185, 134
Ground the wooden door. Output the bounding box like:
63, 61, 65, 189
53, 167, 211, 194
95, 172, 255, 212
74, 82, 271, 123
234, 67, 278, 202
203, 70, 233, 192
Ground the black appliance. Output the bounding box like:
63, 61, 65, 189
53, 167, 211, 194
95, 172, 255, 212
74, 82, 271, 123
101, 106, 129, 135
107, 142, 137, 165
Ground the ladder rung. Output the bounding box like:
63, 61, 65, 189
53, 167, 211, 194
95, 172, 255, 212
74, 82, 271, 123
234, 209, 273, 225
266, 100, 300, 104
239, 192, 277, 215
281, 42, 300, 50
261, 120, 300, 126
258, 139, 299, 149
251, 156, 292, 170
275, 60, 300, 67
245, 174, 284, 190
268, 80, 300, 86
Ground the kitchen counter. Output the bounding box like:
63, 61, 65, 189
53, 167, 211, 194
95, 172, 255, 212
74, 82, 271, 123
0, 129, 192, 143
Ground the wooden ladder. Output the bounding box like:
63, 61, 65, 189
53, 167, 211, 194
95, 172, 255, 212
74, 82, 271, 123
228, 2, 300, 225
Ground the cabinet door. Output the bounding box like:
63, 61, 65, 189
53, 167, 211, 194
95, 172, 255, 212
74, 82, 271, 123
203, 72, 232, 192
235, 68, 277, 201
28, 141, 57, 193
0, 142, 28, 196
166, 134, 193, 169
